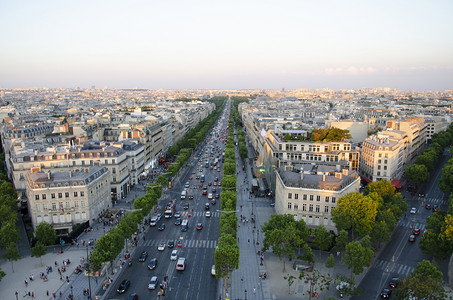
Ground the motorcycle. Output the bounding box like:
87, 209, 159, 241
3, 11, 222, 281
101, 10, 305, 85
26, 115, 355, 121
128, 260, 132, 267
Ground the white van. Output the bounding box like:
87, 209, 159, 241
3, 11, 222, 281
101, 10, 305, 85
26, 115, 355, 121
149, 216, 158, 226
176, 258, 186, 271
181, 190, 187, 200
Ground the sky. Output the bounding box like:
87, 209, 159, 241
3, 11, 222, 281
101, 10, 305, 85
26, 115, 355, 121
1, 0, 452, 90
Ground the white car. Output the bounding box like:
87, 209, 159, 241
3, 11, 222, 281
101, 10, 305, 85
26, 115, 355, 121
410, 207, 417, 214
157, 242, 166, 251
211, 265, 216, 276
148, 276, 158, 290
205, 211, 211, 218
208, 193, 213, 200
170, 250, 178, 261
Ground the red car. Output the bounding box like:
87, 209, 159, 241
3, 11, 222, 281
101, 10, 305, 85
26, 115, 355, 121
202, 190, 207, 195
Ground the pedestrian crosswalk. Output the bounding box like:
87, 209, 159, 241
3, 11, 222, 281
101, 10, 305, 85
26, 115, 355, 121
142, 239, 218, 249
374, 259, 414, 276
179, 211, 221, 218
418, 197, 447, 205
396, 221, 426, 231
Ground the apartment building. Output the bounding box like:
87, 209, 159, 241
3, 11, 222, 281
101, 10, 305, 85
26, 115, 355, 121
275, 164, 360, 233
25, 166, 110, 235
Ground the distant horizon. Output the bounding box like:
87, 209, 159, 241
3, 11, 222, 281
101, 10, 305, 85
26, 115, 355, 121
1, 0, 452, 91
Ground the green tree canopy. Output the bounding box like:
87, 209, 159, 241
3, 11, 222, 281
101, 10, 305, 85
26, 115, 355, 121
31, 241, 47, 266
35, 222, 57, 246
343, 236, 374, 278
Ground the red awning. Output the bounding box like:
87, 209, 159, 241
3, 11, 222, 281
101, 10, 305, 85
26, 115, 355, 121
362, 176, 372, 183
391, 179, 403, 189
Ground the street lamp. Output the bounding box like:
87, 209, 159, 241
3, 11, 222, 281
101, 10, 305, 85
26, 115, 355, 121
86, 246, 92, 299
15, 291, 18, 300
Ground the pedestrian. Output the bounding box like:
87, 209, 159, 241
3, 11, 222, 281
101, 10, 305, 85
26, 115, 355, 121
248, 239, 250, 244
32, 292, 34, 299
25, 279, 28, 287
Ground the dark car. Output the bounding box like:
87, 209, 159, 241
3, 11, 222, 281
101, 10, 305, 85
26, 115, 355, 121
158, 223, 165, 231
418, 192, 425, 197
174, 218, 181, 226
184, 203, 189, 210
196, 223, 203, 230
128, 293, 139, 300
212, 188, 217, 193
138, 251, 148, 262
380, 288, 392, 298
413, 228, 420, 236
408, 234, 416, 242
215, 194, 220, 199
188, 194, 194, 200
433, 205, 439, 212
168, 241, 175, 248
214, 177, 218, 181
148, 258, 157, 270
211, 199, 216, 205
425, 203, 431, 209
208, 182, 212, 186
117, 279, 131, 293
389, 277, 399, 288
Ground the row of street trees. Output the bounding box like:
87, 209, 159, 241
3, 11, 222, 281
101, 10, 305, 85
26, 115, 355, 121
215, 102, 239, 298
232, 98, 248, 160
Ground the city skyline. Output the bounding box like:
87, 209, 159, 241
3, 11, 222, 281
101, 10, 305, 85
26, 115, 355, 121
1, 0, 452, 91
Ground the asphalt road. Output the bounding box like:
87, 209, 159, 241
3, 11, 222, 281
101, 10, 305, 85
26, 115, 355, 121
352, 149, 451, 300
105, 104, 231, 300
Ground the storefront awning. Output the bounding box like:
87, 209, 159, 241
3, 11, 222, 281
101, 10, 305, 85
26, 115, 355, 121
362, 176, 372, 183
391, 179, 403, 189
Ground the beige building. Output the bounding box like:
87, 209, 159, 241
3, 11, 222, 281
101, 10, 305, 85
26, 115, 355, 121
275, 164, 360, 233
25, 166, 110, 235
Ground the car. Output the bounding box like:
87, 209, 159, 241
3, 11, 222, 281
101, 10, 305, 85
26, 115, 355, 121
188, 194, 194, 200
425, 203, 431, 209
185, 181, 190, 188
138, 251, 148, 262
212, 188, 217, 193
218, 182, 222, 186
413, 228, 420, 235
158, 223, 165, 231
205, 203, 210, 210
184, 203, 189, 210
208, 193, 213, 200
205, 211, 211, 217
208, 182, 212, 186
196, 223, 203, 230
217, 168, 221, 172
410, 207, 416, 214
168, 241, 175, 248
211, 199, 216, 205
214, 177, 218, 181
432, 205, 439, 212
418, 192, 425, 197
148, 258, 157, 270
171, 250, 178, 261
174, 218, 181, 226
380, 288, 392, 298
408, 234, 416, 242
148, 276, 158, 290
203, 186, 208, 190
196, 175, 200, 179
202, 190, 207, 195
211, 265, 216, 276
188, 176, 193, 180
127, 293, 139, 300
156, 213, 162, 221
215, 194, 220, 199
117, 279, 131, 293
389, 277, 399, 288
213, 182, 217, 186
174, 212, 181, 218
158, 242, 166, 251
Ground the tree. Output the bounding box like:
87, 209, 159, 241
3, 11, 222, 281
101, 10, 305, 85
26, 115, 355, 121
331, 192, 378, 239
396, 260, 447, 300
31, 241, 47, 266
343, 236, 374, 279
283, 274, 296, 295
404, 164, 429, 185
313, 225, 333, 255
370, 220, 390, 247
299, 269, 333, 300
223, 162, 236, 175
419, 210, 453, 259
2, 242, 21, 272
363, 180, 395, 202
214, 234, 239, 298
325, 254, 335, 269
0, 220, 20, 249
35, 222, 57, 246
221, 176, 237, 190
333, 230, 349, 255
439, 163, 453, 192
0, 267, 5, 282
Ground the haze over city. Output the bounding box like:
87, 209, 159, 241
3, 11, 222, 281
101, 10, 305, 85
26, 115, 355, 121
1, 0, 453, 90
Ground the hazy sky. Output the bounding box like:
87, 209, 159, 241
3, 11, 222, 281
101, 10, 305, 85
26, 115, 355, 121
1, 0, 452, 90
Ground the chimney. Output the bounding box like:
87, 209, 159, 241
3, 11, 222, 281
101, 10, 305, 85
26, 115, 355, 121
300, 172, 304, 180
335, 172, 342, 179
322, 174, 326, 182
335, 165, 341, 172
69, 171, 72, 178
342, 169, 349, 176
47, 171, 51, 179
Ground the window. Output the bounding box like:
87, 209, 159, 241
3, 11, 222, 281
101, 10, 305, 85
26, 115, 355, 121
65, 192, 69, 198
42, 194, 46, 200
309, 204, 313, 212
316, 196, 320, 202
65, 202, 70, 208
43, 203, 47, 210
58, 193, 62, 198
316, 205, 320, 212
302, 204, 307, 211
52, 203, 56, 210
325, 196, 329, 203
74, 192, 78, 197
59, 202, 63, 209
288, 193, 292, 199
36, 204, 40, 212
81, 201, 85, 208
294, 204, 298, 210
112, 168, 116, 174
287, 202, 292, 209
74, 201, 78, 208
324, 206, 329, 213
309, 195, 314, 201
35, 195, 40, 200
51, 193, 55, 199
295, 194, 299, 200
303, 194, 307, 200
331, 197, 336, 203
113, 177, 116, 182
80, 191, 85, 197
